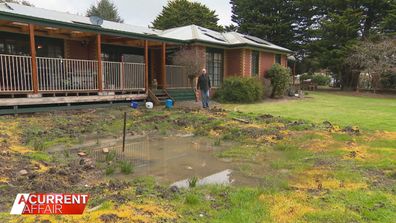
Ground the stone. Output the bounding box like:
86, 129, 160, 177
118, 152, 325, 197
170, 185, 180, 193
102, 148, 109, 154
78, 152, 87, 157
19, 169, 28, 176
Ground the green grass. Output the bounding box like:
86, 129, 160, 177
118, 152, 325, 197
223, 92, 396, 131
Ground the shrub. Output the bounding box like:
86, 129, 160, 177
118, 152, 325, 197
381, 72, 396, 89
119, 161, 134, 174
312, 74, 331, 86
215, 77, 264, 103
267, 64, 291, 98
300, 73, 331, 86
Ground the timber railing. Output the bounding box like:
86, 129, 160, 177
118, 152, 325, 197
0, 54, 146, 94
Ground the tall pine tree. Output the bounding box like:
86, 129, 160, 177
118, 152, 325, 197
152, 0, 223, 31
230, 0, 297, 50
86, 0, 123, 23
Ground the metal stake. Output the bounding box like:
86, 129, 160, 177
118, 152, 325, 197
122, 111, 126, 152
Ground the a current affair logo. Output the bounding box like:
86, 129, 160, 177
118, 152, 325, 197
10, 194, 89, 215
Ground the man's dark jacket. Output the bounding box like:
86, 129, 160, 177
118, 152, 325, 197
197, 74, 211, 91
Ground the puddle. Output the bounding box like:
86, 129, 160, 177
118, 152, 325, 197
50, 136, 262, 187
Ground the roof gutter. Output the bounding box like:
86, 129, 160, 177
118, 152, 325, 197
0, 11, 186, 44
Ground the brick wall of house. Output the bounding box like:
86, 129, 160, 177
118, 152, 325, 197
64, 39, 97, 60
224, 49, 243, 77
259, 52, 275, 78
242, 49, 252, 77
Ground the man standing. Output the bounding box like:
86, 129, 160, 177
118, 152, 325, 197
196, 68, 211, 108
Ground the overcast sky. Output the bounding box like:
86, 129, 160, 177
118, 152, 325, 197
27, 0, 234, 27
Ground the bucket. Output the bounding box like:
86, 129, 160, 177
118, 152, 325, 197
131, 101, 139, 109
145, 102, 154, 109
165, 99, 174, 109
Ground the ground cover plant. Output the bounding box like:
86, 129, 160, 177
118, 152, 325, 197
0, 92, 395, 222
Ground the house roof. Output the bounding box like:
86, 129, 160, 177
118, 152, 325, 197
154, 25, 291, 53
0, 3, 292, 54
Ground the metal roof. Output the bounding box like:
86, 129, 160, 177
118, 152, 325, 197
0, 3, 292, 53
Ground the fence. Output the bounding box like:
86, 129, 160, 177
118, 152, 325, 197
0, 54, 33, 92
166, 65, 190, 88
37, 57, 98, 92
0, 54, 146, 94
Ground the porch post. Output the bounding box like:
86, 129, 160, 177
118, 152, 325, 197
161, 42, 166, 89
144, 40, 149, 93
29, 24, 38, 94
97, 34, 103, 92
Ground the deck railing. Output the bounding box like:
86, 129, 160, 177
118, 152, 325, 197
37, 57, 98, 92
166, 65, 190, 89
103, 62, 145, 91
0, 54, 146, 94
0, 54, 33, 92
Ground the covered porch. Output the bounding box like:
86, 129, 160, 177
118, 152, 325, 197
0, 19, 191, 108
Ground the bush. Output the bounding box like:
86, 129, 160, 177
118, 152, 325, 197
119, 161, 134, 174
267, 64, 291, 98
312, 74, 331, 86
215, 77, 264, 103
381, 72, 396, 89
300, 73, 331, 86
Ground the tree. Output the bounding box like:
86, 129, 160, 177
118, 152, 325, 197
230, 0, 393, 90
152, 0, 223, 31
381, 1, 396, 35
86, 0, 123, 23
230, 0, 297, 50
0, 0, 33, 6
347, 37, 396, 92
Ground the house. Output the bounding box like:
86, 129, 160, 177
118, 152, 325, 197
0, 3, 292, 112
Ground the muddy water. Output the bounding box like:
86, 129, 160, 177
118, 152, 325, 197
93, 136, 262, 187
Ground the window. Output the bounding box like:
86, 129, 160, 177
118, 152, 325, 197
275, 54, 282, 64
206, 49, 224, 87
251, 51, 259, 76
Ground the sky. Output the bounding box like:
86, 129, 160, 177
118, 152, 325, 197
27, 0, 234, 27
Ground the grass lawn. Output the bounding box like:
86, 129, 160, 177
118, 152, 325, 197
223, 91, 396, 131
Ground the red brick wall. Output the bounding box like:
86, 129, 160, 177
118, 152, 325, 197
224, 49, 243, 77
64, 39, 96, 60
260, 52, 275, 78
243, 49, 252, 77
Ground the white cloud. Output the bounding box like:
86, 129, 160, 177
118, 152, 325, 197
27, 0, 234, 27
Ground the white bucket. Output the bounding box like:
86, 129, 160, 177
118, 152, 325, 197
145, 102, 154, 109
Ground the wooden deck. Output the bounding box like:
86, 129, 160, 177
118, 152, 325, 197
0, 94, 147, 107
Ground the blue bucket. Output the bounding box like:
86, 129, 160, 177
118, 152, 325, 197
131, 101, 139, 109
165, 99, 174, 109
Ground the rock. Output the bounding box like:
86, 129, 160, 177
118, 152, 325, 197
343, 126, 360, 134
19, 169, 28, 176
102, 148, 109, 154
170, 185, 180, 193
186, 166, 193, 170
77, 152, 87, 157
